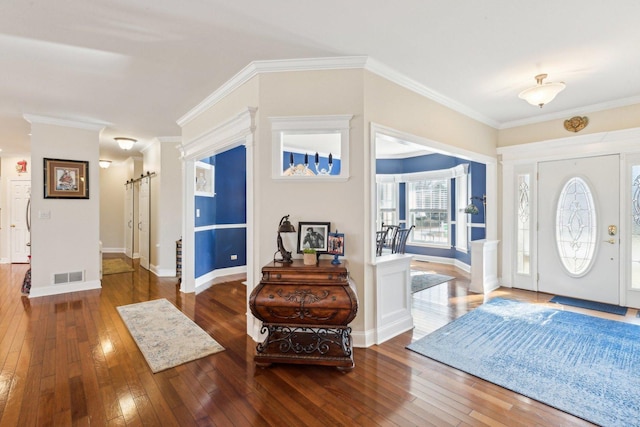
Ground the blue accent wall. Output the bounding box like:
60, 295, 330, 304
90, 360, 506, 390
377, 154, 486, 266
195, 146, 247, 278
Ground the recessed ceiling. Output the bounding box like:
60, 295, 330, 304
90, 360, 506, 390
2, 1, 640, 161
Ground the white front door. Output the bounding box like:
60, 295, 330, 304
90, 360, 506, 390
138, 176, 150, 270
538, 155, 620, 304
10, 180, 31, 263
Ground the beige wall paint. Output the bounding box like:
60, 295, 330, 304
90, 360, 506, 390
181, 65, 502, 340
256, 69, 367, 330
498, 103, 640, 147
181, 77, 260, 143
364, 71, 498, 157
99, 161, 128, 251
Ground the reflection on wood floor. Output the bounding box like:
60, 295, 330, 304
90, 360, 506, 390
1, 255, 637, 425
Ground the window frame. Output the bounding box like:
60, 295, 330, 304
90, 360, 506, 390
406, 177, 451, 247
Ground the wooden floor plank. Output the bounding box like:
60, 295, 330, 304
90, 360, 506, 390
0, 257, 620, 426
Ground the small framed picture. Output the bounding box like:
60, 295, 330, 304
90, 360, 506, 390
327, 232, 345, 256
195, 161, 215, 197
297, 221, 330, 253
43, 158, 89, 199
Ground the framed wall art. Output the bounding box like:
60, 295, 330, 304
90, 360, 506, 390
43, 158, 89, 199
297, 221, 330, 253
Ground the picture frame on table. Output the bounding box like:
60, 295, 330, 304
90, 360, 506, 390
327, 232, 345, 256
43, 158, 89, 199
297, 221, 330, 253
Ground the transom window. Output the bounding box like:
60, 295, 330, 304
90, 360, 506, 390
407, 179, 450, 245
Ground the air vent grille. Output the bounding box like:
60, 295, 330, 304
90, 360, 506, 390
53, 271, 85, 285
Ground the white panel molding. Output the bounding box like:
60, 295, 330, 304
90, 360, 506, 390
23, 114, 106, 131
179, 107, 257, 161
374, 254, 413, 345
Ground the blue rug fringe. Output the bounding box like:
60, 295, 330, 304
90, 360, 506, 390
549, 295, 627, 316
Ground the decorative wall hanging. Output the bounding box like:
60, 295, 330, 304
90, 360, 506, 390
16, 159, 27, 174
43, 158, 89, 199
564, 116, 589, 133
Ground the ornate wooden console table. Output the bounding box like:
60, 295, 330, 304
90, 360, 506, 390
249, 259, 358, 370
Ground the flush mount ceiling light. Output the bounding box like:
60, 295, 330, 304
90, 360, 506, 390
114, 137, 137, 150
99, 160, 112, 169
518, 73, 566, 108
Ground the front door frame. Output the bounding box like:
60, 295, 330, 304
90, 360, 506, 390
499, 127, 640, 308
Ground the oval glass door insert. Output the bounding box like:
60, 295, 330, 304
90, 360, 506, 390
555, 177, 597, 276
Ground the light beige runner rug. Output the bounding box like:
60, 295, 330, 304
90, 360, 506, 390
117, 298, 224, 373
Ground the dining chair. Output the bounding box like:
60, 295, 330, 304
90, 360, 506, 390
375, 229, 388, 256
392, 225, 414, 254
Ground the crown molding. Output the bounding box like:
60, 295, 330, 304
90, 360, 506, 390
177, 57, 368, 127
499, 94, 640, 129
23, 114, 107, 131
177, 56, 500, 129
362, 58, 499, 128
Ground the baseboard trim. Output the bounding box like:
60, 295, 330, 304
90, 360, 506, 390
29, 280, 101, 298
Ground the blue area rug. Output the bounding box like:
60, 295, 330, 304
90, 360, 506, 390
410, 271, 454, 293
407, 298, 640, 427
550, 295, 628, 316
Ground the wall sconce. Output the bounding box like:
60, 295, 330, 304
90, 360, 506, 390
464, 195, 487, 216
518, 74, 566, 108
115, 137, 137, 150
274, 215, 296, 263
99, 160, 112, 169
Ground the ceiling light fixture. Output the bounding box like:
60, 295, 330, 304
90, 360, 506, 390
518, 74, 566, 108
115, 137, 137, 150
99, 160, 112, 169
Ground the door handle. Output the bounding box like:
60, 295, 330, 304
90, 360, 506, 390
603, 238, 616, 244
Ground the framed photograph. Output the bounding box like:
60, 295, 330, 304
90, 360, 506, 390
297, 221, 330, 253
327, 232, 345, 256
44, 158, 89, 199
195, 161, 215, 197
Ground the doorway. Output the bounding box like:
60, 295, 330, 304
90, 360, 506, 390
10, 180, 31, 263
538, 155, 620, 304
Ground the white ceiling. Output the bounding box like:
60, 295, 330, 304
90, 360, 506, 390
2, 1, 640, 162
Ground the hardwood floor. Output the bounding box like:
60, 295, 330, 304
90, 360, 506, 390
2, 257, 636, 426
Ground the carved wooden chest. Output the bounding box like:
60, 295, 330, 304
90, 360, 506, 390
249, 259, 358, 370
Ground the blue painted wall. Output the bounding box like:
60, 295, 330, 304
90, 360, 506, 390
376, 153, 486, 265
195, 146, 247, 278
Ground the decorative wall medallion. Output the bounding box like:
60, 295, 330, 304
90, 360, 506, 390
564, 116, 589, 132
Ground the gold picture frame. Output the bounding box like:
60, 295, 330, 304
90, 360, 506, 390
44, 158, 89, 199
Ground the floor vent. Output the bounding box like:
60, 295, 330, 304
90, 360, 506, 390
53, 271, 84, 285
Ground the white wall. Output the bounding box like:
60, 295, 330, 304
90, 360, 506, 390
28, 118, 102, 297
141, 138, 182, 276
0, 155, 31, 263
